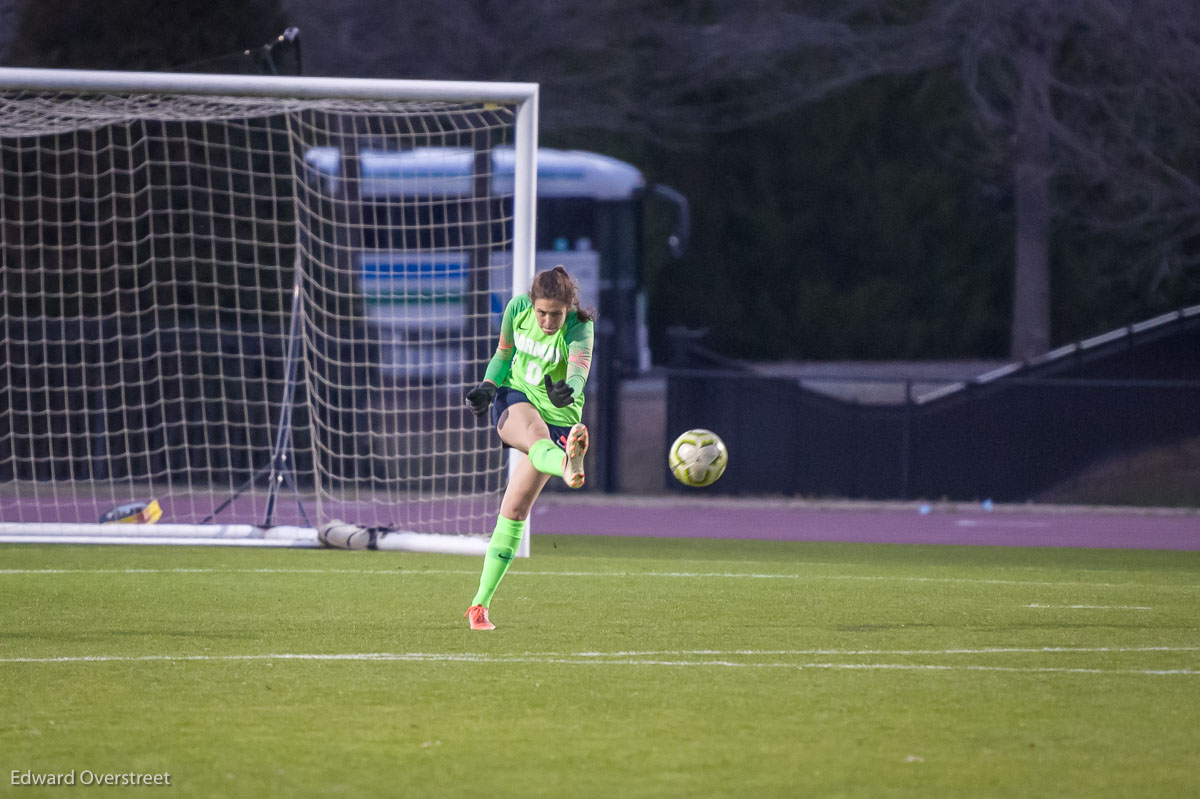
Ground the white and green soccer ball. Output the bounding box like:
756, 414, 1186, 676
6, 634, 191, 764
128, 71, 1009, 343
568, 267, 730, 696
668, 428, 728, 488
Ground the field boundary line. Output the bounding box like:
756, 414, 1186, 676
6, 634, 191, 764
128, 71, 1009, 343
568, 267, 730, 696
569, 646, 1200, 656
1, 649, 1198, 677
1025, 603, 1153, 610
0, 566, 1193, 590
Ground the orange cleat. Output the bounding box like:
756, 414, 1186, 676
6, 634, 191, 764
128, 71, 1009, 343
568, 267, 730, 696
464, 604, 495, 631
562, 423, 588, 489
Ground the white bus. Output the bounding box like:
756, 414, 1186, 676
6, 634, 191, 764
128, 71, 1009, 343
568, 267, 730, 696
305, 146, 683, 379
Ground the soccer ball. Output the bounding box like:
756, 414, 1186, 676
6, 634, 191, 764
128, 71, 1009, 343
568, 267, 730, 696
668, 428, 728, 488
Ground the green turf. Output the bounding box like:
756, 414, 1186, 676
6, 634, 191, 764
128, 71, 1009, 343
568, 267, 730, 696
1, 536, 1199, 798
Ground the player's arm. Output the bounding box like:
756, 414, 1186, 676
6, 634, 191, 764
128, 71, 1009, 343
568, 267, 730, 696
466, 297, 520, 417
565, 318, 593, 395
543, 318, 594, 407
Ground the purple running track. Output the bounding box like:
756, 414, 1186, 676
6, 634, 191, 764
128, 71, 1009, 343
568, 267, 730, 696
5, 492, 1198, 551
530, 498, 1200, 551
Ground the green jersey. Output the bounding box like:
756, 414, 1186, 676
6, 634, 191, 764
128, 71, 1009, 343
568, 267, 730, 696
483, 294, 594, 426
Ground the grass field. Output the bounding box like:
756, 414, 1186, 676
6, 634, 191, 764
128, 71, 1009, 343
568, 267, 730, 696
2, 535, 1199, 798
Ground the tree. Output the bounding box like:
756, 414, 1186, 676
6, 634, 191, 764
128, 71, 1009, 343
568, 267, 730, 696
283, 0, 1200, 359
7, 0, 287, 71
3, 0, 297, 324
22, 0, 1191, 359
616, 1, 1200, 358
948, 1, 1200, 356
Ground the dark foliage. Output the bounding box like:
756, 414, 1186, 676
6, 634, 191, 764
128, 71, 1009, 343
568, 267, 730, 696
8, 0, 287, 71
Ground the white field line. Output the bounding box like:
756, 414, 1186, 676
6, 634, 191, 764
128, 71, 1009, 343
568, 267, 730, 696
0, 566, 1193, 591
0, 650, 1196, 676
567, 646, 1200, 656
1026, 603, 1153, 610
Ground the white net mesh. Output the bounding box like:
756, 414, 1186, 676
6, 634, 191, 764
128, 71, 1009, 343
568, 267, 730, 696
0, 84, 523, 536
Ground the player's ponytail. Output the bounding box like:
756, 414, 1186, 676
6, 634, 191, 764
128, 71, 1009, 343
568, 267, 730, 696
531, 265, 595, 322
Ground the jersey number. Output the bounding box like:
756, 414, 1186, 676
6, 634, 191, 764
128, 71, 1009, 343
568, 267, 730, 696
525, 362, 543, 384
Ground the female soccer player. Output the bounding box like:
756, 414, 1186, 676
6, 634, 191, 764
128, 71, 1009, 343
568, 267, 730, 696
462, 265, 594, 631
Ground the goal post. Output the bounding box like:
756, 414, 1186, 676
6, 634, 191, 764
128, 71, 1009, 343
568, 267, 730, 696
0, 67, 539, 553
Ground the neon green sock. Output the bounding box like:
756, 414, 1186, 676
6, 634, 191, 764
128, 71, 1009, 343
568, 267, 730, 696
527, 438, 563, 477
470, 515, 526, 608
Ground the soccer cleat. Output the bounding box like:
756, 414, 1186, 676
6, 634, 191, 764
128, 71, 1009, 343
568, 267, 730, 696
562, 423, 588, 489
464, 604, 495, 631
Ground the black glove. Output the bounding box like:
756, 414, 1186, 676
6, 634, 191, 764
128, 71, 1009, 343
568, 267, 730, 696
465, 383, 497, 418
543, 375, 575, 408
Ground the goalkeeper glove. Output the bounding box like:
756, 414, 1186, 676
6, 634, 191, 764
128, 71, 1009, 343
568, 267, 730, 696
465, 383, 497, 418
543, 375, 575, 407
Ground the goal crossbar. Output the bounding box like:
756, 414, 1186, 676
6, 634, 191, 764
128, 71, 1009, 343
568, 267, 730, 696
0, 67, 540, 104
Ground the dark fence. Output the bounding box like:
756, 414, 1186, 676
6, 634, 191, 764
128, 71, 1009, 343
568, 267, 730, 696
666, 309, 1200, 501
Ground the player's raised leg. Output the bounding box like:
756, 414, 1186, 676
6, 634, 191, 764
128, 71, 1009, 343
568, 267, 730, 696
497, 402, 587, 489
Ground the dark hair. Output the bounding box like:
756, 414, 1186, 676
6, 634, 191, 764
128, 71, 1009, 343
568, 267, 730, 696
529, 265, 594, 322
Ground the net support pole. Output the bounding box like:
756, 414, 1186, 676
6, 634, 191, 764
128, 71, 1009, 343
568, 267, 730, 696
202, 253, 310, 527
262, 255, 310, 527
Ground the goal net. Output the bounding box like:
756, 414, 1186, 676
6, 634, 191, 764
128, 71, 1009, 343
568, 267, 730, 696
0, 68, 538, 551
